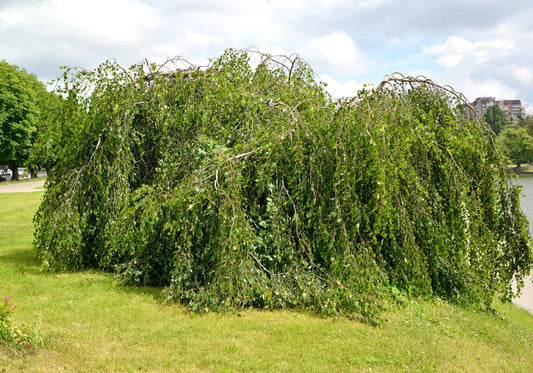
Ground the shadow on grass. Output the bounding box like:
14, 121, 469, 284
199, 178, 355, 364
0, 247, 42, 273
116, 283, 168, 304
2, 246, 168, 304
1, 239, 168, 307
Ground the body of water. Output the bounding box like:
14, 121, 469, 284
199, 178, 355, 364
515, 174, 533, 232
513, 174, 533, 313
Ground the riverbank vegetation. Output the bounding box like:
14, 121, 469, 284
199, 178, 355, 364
494, 108, 533, 168
1, 191, 533, 371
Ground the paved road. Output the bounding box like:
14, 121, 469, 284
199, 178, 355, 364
0, 179, 45, 193
514, 276, 533, 314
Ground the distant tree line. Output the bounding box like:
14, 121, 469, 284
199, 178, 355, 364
486, 104, 533, 168
0, 60, 60, 180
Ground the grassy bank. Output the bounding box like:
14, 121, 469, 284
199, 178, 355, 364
0, 176, 46, 185
510, 163, 533, 174
1, 191, 533, 372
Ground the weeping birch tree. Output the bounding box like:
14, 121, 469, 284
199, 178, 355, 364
33, 49, 532, 322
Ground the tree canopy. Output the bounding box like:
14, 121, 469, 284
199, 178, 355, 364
516, 114, 533, 137
28, 90, 65, 173
33, 50, 532, 322
484, 104, 509, 135
498, 126, 533, 167
0, 60, 47, 179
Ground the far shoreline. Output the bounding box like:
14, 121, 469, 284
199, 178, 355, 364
510, 164, 533, 175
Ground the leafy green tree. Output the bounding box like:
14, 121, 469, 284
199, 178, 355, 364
516, 114, 533, 137
0, 61, 47, 180
484, 104, 509, 135
29, 90, 65, 175
498, 126, 533, 167
33, 51, 532, 322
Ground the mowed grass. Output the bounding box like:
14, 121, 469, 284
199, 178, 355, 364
1, 191, 533, 372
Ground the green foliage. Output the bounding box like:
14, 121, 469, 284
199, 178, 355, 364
0, 297, 42, 354
484, 104, 509, 135
516, 114, 533, 137
28, 90, 65, 171
34, 49, 532, 321
0, 61, 48, 178
498, 126, 533, 167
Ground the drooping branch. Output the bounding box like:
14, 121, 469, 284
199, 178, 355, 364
372, 72, 481, 122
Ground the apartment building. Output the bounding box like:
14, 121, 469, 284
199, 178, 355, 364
470, 97, 524, 123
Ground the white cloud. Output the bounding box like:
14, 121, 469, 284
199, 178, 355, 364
386, 38, 402, 45
459, 78, 518, 102
319, 73, 365, 98
1, 0, 533, 112
50, 0, 156, 44
510, 66, 533, 86
301, 32, 369, 76
359, 0, 391, 8
424, 36, 516, 68
419, 33, 533, 106
0, 0, 158, 76
4, 0, 157, 45
0, 7, 24, 26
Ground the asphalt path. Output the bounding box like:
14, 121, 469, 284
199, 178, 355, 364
1, 178, 532, 314
0, 179, 45, 193
514, 276, 533, 314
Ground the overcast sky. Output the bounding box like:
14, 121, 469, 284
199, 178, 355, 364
1, 0, 533, 111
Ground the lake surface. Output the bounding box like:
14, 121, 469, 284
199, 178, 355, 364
513, 174, 533, 313
515, 174, 533, 232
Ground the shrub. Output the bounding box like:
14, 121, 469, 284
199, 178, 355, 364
0, 297, 42, 354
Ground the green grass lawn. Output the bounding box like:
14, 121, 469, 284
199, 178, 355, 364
1, 191, 533, 372
0, 176, 46, 184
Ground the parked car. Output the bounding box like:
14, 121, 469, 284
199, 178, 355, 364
0, 169, 12, 182
18, 167, 29, 178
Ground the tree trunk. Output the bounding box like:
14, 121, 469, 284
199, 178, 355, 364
10, 162, 19, 181
29, 165, 37, 178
